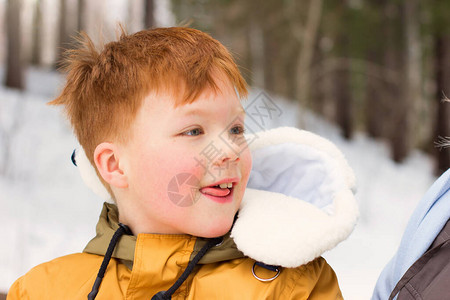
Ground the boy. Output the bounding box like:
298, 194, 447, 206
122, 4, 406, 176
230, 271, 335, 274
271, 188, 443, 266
8, 27, 358, 299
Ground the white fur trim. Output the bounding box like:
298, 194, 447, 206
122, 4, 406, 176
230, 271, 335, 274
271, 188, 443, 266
75, 148, 113, 203
232, 127, 358, 267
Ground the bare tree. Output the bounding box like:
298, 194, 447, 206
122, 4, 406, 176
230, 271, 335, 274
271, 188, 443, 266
294, 0, 323, 107
434, 35, 450, 174
31, 0, 42, 66
333, 2, 353, 139
389, 0, 421, 162
57, 0, 69, 67
247, 14, 264, 88
334, 59, 353, 139
145, 0, 154, 29
382, 1, 412, 163
77, 0, 85, 32
364, 0, 389, 139
4, 0, 24, 90
365, 61, 384, 138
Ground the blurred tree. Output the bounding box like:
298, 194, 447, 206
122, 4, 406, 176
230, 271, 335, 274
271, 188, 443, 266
434, 36, 450, 174
431, 0, 450, 174
31, 0, 42, 66
259, 1, 283, 94
390, 0, 422, 163
364, 0, 388, 139
145, 0, 155, 29
78, 0, 85, 32
57, 0, 71, 67
310, 0, 340, 122
333, 1, 353, 140
56, 0, 83, 68
379, 0, 415, 163
246, 11, 264, 87
294, 0, 323, 108
4, 0, 24, 90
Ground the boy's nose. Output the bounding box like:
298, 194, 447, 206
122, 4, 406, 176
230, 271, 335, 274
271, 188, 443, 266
212, 136, 243, 166
215, 151, 239, 166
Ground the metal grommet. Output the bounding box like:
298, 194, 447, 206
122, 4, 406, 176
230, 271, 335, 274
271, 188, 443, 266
252, 262, 280, 282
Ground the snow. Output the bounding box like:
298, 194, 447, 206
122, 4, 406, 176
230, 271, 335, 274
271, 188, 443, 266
0, 68, 102, 293
0, 69, 436, 299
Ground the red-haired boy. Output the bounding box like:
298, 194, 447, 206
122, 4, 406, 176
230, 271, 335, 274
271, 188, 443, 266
8, 27, 358, 299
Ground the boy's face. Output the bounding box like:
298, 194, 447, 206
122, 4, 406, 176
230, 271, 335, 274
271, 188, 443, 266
116, 77, 252, 238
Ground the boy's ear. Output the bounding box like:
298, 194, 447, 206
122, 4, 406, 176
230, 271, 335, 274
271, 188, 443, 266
94, 143, 128, 189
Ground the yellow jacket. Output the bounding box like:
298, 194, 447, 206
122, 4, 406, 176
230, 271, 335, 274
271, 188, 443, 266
8, 127, 358, 299
8, 204, 342, 300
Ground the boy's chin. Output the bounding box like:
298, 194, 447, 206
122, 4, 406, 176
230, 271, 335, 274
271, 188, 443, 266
194, 221, 233, 238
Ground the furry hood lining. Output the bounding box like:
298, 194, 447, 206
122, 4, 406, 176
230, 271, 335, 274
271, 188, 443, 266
230, 127, 358, 267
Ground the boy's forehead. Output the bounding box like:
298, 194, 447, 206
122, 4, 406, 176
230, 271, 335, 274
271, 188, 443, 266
179, 105, 246, 117
174, 86, 245, 116
141, 87, 245, 114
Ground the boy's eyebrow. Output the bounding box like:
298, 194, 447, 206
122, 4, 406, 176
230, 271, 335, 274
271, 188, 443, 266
183, 106, 246, 116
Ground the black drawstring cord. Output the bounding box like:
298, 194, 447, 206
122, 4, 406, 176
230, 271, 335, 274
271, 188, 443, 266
151, 236, 223, 300
87, 224, 222, 300
88, 223, 131, 300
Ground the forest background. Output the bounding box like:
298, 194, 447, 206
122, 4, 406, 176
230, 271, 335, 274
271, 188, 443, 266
2, 0, 450, 175
1, 1, 449, 299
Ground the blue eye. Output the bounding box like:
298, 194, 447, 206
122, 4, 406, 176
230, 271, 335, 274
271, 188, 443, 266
184, 128, 204, 136
230, 125, 245, 135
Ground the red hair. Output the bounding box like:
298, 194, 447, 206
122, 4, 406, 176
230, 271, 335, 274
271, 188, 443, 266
50, 27, 247, 190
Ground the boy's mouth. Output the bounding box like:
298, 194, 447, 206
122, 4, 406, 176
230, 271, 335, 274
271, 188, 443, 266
200, 184, 233, 197
200, 178, 239, 197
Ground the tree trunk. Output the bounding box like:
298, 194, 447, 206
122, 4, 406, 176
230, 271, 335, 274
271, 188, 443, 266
335, 65, 353, 139
333, 2, 353, 140
247, 15, 265, 88
145, 0, 154, 29
77, 0, 85, 32
4, 0, 24, 90
434, 35, 450, 174
310, 42, 323, 113
383, 1, 413, 163
364, 0, 386, 139
31, 0, 42, 66
295, 0, 323, 106
380, 2, 402, 145
262, 27, 276, 93
365, 50, 384, 138
334, 26, 353, 139
391, 0, 421, 162
56, 0, 69, 67
403, 0, 422, 144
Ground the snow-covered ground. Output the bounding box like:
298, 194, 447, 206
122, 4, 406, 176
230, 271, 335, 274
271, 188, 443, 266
0, 69, 436, 299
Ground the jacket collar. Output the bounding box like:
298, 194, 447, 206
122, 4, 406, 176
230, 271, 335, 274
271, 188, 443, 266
84, 203, 135, 267
83, 203, 245, 269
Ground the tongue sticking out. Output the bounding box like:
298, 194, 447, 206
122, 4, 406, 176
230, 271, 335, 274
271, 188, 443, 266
200, 186, 231, 197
